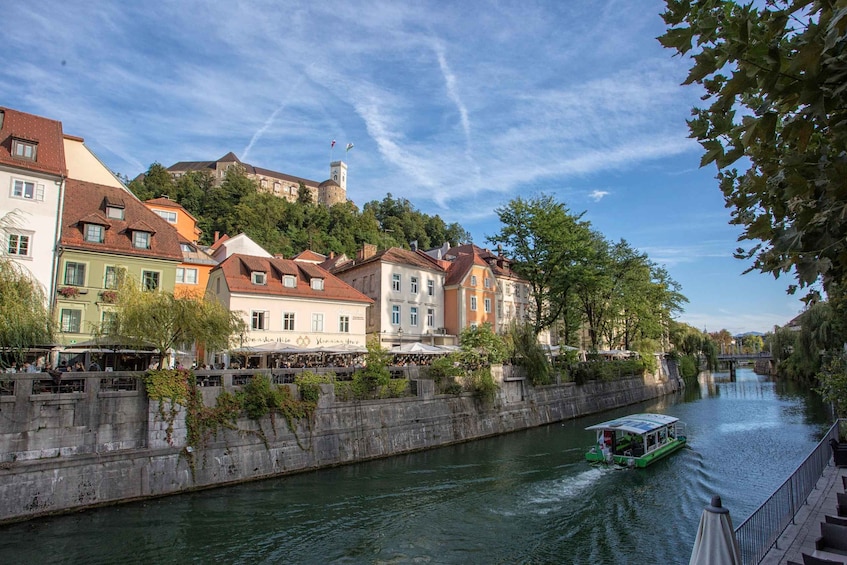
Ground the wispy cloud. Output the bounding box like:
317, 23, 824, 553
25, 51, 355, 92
589, 190, 609, 201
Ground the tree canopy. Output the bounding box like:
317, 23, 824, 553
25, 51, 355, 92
0, 258, 53, 367
488, 194, 686, 349
128, 166, 471, 258
659, 0, 847, 299
110, 279, 246, 369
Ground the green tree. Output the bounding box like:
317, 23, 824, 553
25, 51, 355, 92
660, 1, 847, 299
0, 258, 53, 367
459, 323, 508, 367
487, 194, 595, 336
112, 279, 246, 369
128, 163, 175, 202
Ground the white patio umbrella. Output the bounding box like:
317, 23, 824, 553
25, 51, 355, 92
689, 495, 742, 565
389, 342, 447, 354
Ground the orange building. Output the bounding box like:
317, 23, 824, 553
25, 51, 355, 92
443, 249, 498, 336
142, 197, 216, 298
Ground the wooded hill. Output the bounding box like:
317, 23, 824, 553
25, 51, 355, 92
128, 163, 471, 258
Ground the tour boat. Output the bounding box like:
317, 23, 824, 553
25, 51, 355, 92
584, 413, 687, 468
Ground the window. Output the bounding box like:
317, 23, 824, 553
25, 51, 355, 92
64, 262, 86, 286
283, 275, 297, 288
251, 311, 269, 330
484, 277, 491, 289
106, 206, 124, 220
310, 278, 324, 291
60, 309, 81, 333
251, 271, 266, 285
311, 313, 324, 332
392, 273, 401, 291
470, 296, 477, 311
85, 224, 105, 243
154, 210, 177, 223
339, 315, 350, 333
101, 311, 118, 334
142, 270, 160, 291
11, 179, 43, 200
12, 138, 37, 161
133, 231, 150, 249
215, 278, 221, 293
484, 298, 491, 313
410, 307, 418, 327
104, 266, 118, 289
369, 274, 374, 292
427, 279, 434, 296
470, 275, 477, 286
176, 267, 198, 284
7, 233, 30, 256
410, 277, 418, 293
180, 243, 194, 253
392, 305, 400, 325
427, 308, 434, 327
283, 312, 295, 331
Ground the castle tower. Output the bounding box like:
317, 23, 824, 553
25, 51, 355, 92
329, 161, 347, 191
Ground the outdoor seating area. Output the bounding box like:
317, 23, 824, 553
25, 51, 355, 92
785, 469, 847, 565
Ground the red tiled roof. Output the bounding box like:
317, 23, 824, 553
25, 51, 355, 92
444, 251, 491, 286
331, 246, 445, 275
61, 179, 182, 261
293, 249, 327, 262
446, 243, 526, 281
0, 107, 66, 177
215, 254, 373, 304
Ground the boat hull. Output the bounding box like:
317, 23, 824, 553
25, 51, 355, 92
585, 437, 687, 468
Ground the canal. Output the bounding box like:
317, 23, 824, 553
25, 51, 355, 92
0, 368, 833, 564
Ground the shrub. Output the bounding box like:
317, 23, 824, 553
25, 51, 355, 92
295, 371, 331, 403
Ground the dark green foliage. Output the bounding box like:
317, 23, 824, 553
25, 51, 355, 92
508, 322, 552, 385
295, 371, 330, 403
128, 170, 470, 257
660, 1, 847, 299
677, 355, 699, 384
570, 359, 648, 385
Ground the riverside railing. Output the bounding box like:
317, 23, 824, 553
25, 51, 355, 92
734, 418, 843, 565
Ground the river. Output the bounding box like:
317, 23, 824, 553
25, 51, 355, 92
0, 368, 833, 564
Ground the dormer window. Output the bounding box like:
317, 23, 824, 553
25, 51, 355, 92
11, 138, 37, 162
310, 277, 324, 291
106, 206, 124, 220
252, 271, 267, 285
180, 243, 194, 253
85, 224, 105, 243
133, 231, 151, 249
153, 209, 176, 223
283, 275, 296, 288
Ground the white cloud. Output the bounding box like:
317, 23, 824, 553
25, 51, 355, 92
589, 190, 609, 201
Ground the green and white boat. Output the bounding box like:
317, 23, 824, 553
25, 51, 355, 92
585, 413, 687, 468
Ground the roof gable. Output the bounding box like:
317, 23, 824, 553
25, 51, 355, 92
0, 107, 66, 177
60, 179, 182, 261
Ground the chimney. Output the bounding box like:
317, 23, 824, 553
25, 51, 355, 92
410, 240, 418, 252
361, 243, 377, 260
274, 254, 285, 259
330, 251, 335, 259
214, 231, 220, 242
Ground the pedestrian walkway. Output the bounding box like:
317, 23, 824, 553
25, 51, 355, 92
759, 461, 847, 564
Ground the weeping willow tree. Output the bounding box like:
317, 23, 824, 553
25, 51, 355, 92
0, 258, 54, 367
111, 278, 246, 370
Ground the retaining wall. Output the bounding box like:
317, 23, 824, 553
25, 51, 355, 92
0, 360, 681, 523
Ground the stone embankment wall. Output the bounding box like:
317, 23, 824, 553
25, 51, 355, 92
0, 359, 681, 523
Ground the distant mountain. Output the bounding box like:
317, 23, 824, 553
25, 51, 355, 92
734, 331, 765, 339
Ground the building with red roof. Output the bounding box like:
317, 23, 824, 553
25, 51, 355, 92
209, 253, 372, 352
0, 106, 67, 299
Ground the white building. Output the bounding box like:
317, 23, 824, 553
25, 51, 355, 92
0, 107, 67, 299
209, 253, 372, 351
329, 244, 449, 347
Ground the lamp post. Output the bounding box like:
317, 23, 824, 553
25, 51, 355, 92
398, 327, 403, 348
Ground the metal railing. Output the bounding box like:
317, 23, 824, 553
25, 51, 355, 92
734, 418, 843, 564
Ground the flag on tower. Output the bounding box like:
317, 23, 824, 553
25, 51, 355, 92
346, 143, 354, 152
331, 140, 336, 148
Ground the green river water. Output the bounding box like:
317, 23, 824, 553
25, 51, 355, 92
0, 368, 833, 564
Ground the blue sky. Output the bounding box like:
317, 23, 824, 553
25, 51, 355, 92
2, 1, 806, 335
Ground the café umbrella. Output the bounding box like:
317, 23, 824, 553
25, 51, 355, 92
689, 495, 742, 565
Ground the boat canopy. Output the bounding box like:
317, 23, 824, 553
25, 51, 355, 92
585, 413, 679, 435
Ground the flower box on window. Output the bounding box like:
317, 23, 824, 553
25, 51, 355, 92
100, 290, 118, 303
58, 286, 81, 299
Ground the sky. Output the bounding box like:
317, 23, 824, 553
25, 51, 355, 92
2, 1, 807, 335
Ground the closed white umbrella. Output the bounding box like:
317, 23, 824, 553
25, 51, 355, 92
689, 495, 742, 565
